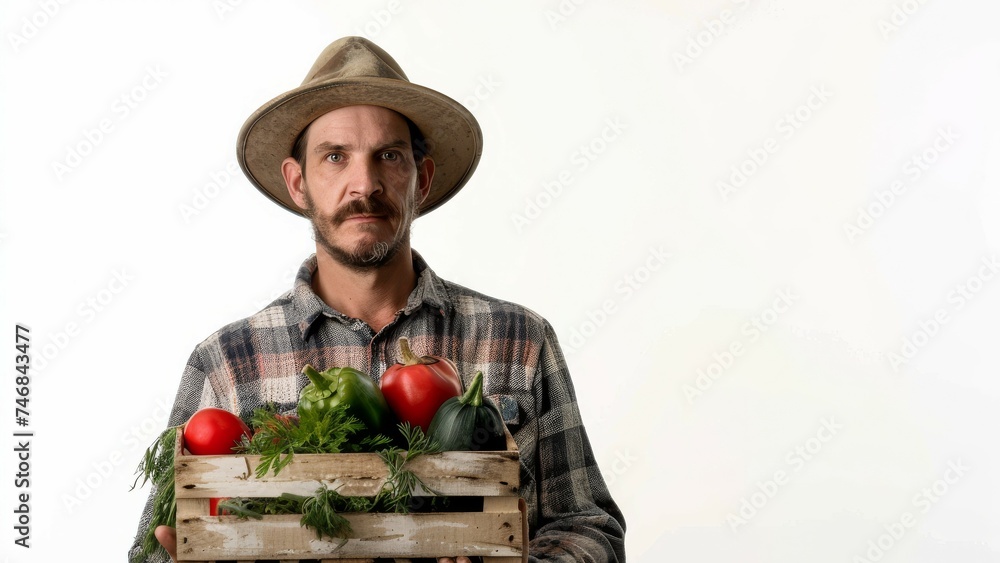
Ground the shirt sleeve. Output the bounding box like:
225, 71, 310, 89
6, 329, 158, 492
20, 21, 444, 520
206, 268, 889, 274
127, 353, 212, 563
526, 321, 627, 562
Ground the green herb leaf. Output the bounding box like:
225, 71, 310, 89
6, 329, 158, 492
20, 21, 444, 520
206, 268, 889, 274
217, 495, 304, 519
131, 426, 179, 561
373, 422, 441, 513
300, 485, 357, 541
241, 403, 382, 477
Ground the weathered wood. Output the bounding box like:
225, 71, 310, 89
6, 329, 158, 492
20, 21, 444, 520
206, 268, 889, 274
176, 497, 210, 520
175, 449, 519, 498
483, 497, 526, 563
173, 423, 526, 562
176, 511, 523, 560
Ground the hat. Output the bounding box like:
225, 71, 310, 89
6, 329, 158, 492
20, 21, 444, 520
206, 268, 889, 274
237, 36, 483, 216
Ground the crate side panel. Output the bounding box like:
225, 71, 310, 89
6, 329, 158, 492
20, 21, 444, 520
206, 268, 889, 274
176, 512, 523, 560
407, 450, 520, 496
175, 453, 388, 498
176, 450, 519, 498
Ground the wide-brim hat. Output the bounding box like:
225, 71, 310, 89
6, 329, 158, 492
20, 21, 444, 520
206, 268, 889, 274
237, 36, 483, 216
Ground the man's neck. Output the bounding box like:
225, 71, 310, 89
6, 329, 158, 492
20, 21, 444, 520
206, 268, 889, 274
311, 246, 418, 333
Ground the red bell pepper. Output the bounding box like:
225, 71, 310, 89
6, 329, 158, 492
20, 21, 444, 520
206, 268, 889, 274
379, 337, 463, 432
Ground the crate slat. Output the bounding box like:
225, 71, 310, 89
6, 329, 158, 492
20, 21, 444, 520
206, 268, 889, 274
177, 511, 523, 560
175, 449, 519, 498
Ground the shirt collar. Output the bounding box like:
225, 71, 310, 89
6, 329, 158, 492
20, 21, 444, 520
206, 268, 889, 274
288, 251, 451, 339
406, 250, 450, 315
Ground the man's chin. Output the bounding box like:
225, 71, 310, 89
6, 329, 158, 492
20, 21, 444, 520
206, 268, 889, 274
323, 240, 403, 271
310, 213, 412, 271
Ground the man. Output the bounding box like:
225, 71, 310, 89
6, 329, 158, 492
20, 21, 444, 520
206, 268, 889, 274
129, 36, 625, 563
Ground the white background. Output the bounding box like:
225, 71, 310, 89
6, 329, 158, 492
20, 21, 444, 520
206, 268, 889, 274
2, 1, 1000, 562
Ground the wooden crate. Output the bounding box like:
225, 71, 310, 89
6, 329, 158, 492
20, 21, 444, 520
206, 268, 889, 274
173, 427, 526, 563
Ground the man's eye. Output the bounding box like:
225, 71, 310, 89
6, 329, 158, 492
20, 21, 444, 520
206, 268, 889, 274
381, 151, 399, 161
326, 153, 343, 163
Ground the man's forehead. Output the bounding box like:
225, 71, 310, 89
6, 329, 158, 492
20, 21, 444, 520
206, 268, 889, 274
305, 105, 411, 144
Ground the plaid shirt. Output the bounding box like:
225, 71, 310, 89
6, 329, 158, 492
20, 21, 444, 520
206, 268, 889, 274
130, 252, 625, 562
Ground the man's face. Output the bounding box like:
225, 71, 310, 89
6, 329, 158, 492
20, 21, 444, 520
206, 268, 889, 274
281, 105, 433, 270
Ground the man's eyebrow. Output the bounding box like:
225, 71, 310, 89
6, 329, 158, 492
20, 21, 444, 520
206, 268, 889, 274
311, 139, 410, 153
312, 141, 348, 154
377, 139, 411, 151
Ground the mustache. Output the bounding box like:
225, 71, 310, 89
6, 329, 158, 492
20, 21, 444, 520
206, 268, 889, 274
331, 196, 399, 224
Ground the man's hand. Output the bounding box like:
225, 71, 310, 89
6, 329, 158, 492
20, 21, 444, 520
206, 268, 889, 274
154, 525, 177, 562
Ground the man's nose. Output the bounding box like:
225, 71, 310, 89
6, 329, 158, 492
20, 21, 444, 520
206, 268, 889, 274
347, 158, 384, 198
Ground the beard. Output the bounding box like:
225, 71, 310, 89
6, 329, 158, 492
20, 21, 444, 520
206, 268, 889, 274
302, 186, 421, 271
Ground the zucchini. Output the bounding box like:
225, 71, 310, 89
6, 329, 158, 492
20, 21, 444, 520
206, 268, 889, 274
426, 371, 506, 451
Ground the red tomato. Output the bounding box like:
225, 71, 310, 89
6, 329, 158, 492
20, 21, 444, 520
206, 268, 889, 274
209, 497, 229, 516
183, 407, 251, 455
380, 337, 462, 432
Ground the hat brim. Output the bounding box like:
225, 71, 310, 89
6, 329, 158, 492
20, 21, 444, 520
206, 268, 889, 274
238, 76, 482, 216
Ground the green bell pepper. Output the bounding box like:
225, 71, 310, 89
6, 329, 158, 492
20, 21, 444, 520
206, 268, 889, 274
299, 364, 394, 433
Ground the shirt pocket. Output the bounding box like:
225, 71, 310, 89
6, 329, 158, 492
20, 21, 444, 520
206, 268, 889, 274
486, 393, 521, 428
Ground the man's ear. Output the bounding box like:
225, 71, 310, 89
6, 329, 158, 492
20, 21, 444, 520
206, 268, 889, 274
282, 157, 308, 209
416, 157, 435, 204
